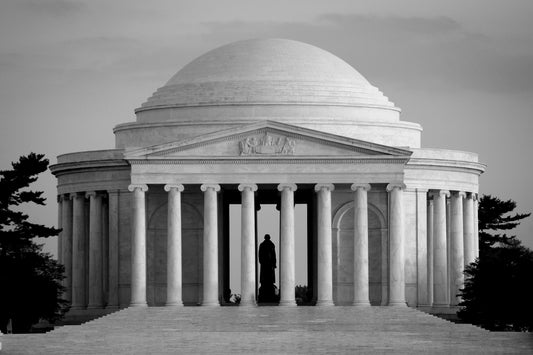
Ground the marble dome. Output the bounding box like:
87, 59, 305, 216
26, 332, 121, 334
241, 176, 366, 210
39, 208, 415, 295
138, 38, 396, 111
117, 39, 422, 148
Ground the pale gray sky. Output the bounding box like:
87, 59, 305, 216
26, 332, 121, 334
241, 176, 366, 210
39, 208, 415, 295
1, 0, 532, 266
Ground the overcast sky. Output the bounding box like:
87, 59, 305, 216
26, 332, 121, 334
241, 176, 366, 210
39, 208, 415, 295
1, 0, 532, 261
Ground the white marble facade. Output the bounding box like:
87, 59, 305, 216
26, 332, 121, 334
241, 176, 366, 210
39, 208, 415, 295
51, 39, 485, 317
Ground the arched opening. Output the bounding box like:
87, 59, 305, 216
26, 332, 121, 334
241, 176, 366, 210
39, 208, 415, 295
147, 199, 203, 306
333, 202, 387, 305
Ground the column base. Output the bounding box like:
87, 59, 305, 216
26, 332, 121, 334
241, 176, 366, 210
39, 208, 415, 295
432, 303, 450, 309
69, 305, 86, 311
86, 304, 104, 310
278, 300, 297, 307
431, 305, 457, 314
129, 302, 148, 308
105, 305, 120, 310
352, 301, 371, 307
387, 301, 407, 307
201, 302, 220, 307
165, 302, 184, 307
316, 300, 334, 307
239, 301, 257, 307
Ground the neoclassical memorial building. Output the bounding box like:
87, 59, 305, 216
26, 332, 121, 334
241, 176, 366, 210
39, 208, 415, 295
51, 39, 484, 318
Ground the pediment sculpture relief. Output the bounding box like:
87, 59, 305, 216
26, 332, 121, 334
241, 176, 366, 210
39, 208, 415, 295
239, 133, 296, 155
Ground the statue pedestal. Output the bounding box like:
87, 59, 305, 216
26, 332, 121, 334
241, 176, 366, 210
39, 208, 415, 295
258, 284, 279, 304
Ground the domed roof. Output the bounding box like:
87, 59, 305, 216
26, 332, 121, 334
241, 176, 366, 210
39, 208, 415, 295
138, 39, 395, 111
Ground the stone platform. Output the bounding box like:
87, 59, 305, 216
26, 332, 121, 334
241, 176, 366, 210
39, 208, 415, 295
2, 307, 532, 354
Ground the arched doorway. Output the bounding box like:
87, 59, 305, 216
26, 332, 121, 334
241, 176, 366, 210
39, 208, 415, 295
147, 198, 203, 306
333, 201, 388, 305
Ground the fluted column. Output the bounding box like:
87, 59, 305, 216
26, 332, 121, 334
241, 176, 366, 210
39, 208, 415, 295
351, 183, 371, 306
61, 194, 73, 303
431, 190, 450, 308
165, 184, 185, 307
107, 190, 120, 309
87, 191, 104, 309
473, 194, 480, 258
57, 196, 63, 266
128, 184, 148, 307
102, 199, 109, 306
278, 183, 297, 306
387, 183, 406, 306
201, 184, 221, 306
426, 197, 434, 306
315, 183, 334, 306
71, 192, 86, 310
239, 183, 258, 307
463, 193, 475, 266
450, 191, 465, 306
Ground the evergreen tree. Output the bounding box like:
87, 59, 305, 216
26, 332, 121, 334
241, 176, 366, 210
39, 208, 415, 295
478, 195, 530, 251
458, 194, 532, 331
0, 153, 68, 333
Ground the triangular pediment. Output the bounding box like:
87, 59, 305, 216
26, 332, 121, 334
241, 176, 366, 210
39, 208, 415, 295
125, 121, 412, 160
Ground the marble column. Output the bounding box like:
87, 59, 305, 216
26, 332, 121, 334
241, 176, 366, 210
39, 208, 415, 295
463, 193, 475, 266
61, 194, 73, 303
239, 183, 258, 307
87, 191, 104, 309
71, 192, 86, 310
426, 197, 434, 306
102, 199, 109, 306
473, 194, 480, 259
387, 183, 406, 306
278, 183, 297, 306
315, 183, 334, 306
431, 190, 450, 308
57, 196, 63, 266
107, 190, 120, 309
450, 191, 465, 306
351, 183, 371, 306
128, 184, 148, 307
165, 184, 185, 307
201, 184, 221, 306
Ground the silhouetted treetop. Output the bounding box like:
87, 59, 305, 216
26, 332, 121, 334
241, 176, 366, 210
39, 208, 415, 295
478, 195, 530, 248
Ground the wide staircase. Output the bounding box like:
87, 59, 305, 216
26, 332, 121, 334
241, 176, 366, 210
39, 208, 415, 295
2, 306, 532, 354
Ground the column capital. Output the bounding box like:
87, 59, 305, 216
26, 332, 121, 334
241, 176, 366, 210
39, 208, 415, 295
314, 183, 335, 192
464, 192, 475, 200
386, 182, 406, 192
200, 184, 220, 192
472, 193, 479, 201
350, 183, 371, 192
128, 184, 148, 192
69, 192, 84, 200
428, 189, 450, 198
452, 191, 467, 198
85, 191, 104, 199
164, 184, 185, 192
277, 183, 297, 192
107, 189, 121, 196
238, 183, 258, 192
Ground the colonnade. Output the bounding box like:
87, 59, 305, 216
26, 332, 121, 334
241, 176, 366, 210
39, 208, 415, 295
57, 190, 120, 311
57, 184, 478, 310
427, 190, 478, 308
126, 182, 406, 307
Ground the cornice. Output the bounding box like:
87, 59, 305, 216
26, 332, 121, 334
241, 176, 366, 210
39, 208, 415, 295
133, 101, 403, 114
50, 159, 130, 176
127, 156, 410, 165
406, 158, 486, 174
113, 118, 422, 133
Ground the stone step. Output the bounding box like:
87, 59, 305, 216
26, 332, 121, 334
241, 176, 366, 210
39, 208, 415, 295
2, 307, 531, 354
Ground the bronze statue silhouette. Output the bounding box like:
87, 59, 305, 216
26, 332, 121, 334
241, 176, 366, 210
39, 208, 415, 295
258, 234, 277, 303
